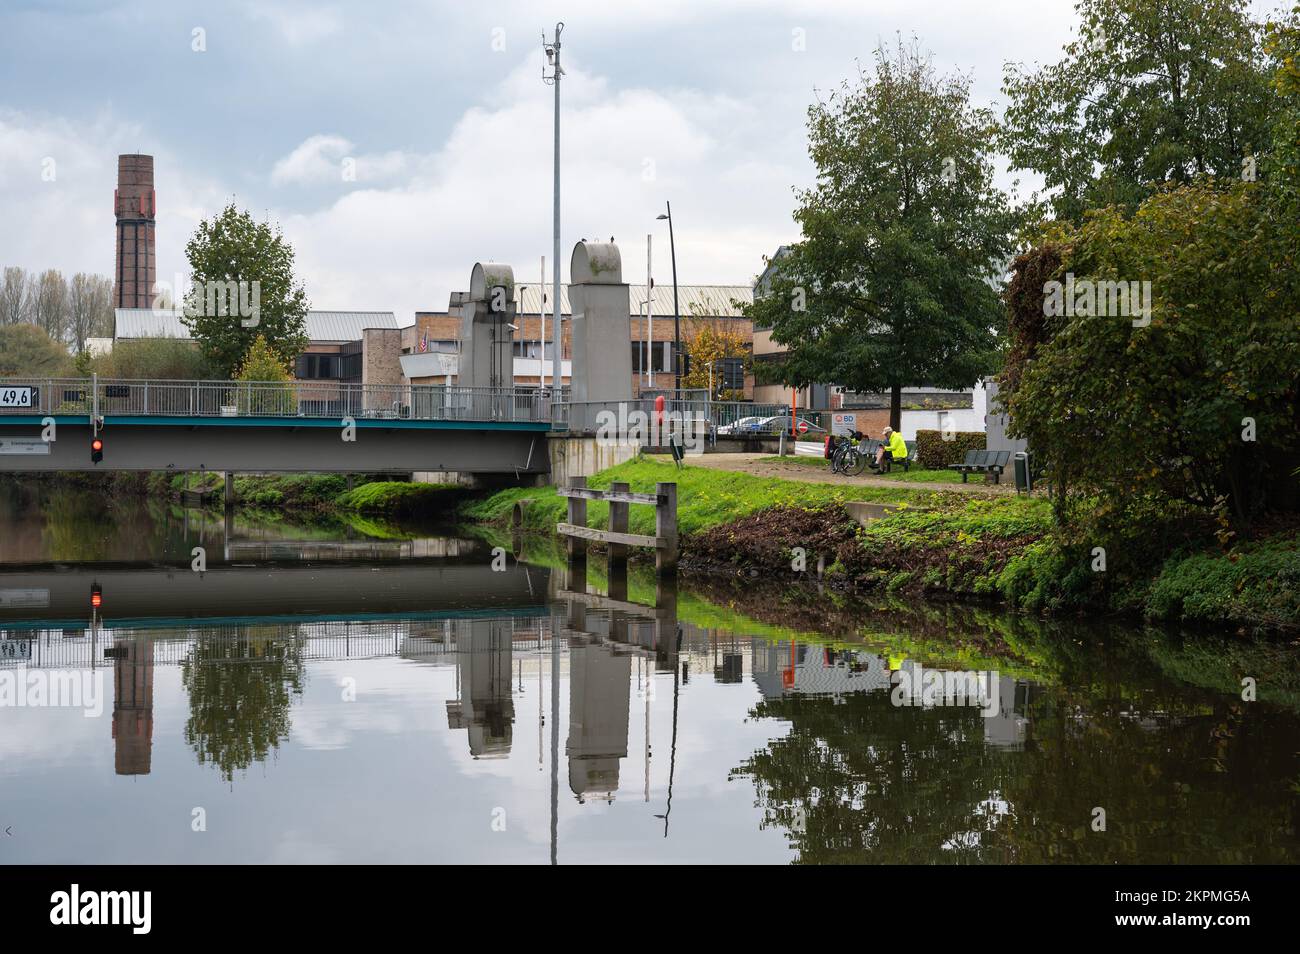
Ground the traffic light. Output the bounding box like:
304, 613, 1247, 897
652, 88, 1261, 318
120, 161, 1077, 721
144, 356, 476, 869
90, 436, 103, 463
91, 583, 102, 609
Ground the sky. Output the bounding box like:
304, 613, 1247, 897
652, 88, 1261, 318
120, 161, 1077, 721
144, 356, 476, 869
0, 0, 1119, 324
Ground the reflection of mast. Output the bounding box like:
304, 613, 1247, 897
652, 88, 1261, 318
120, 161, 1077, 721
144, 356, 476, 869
111, 635, 154, 775
656, 625, 683, 837
550, 609, 559, 866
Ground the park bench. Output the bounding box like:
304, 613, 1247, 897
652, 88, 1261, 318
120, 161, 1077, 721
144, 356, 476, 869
948, 449, 1011, 483
879, 439, 918, 474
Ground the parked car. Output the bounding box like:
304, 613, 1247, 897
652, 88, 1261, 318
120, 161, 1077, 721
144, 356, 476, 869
716, 415, 764, 436
751, 415, 827, 436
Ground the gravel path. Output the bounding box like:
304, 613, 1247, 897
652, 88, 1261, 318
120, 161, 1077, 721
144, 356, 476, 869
655, 452, 1017, 494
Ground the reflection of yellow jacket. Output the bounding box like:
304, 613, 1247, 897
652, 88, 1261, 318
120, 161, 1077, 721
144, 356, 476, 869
885, 432, 907, 459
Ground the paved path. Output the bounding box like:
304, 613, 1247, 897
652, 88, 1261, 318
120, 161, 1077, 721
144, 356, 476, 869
657, 452, 1017, 494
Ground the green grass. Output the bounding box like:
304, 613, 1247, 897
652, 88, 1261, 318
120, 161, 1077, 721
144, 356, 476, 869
335, 481, 462, 516
1145, 535, 1300, 633
463, 457, 941, 537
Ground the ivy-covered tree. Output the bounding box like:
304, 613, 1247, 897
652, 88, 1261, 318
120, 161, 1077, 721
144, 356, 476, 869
745, 40, 1018, 429
181, 203, 309, 377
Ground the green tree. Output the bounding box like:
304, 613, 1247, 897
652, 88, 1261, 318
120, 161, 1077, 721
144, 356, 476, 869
682, 317, 750, 399
1003, 181, 1300, 526
0, 323, 73, 376
745, 40, 1018, 429
233, 335, 296, 414
182, 203, 309, 376
1001, 0, 1277, 222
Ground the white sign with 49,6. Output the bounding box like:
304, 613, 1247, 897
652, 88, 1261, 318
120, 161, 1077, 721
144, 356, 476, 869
0, 386, 35, 407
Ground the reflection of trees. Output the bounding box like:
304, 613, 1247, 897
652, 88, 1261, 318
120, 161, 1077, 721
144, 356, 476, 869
734, 691, 1018, 864
182, 629, 305, 782
734, 674, 1300, 863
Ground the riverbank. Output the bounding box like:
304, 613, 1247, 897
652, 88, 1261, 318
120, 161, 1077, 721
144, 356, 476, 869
1, 471, 465, 517
467, 457, 1300, 637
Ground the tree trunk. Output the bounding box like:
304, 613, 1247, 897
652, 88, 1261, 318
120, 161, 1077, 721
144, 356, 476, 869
889, 384, 902, 432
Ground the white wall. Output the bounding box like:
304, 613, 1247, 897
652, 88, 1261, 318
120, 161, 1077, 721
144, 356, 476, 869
898, 381, 987, 441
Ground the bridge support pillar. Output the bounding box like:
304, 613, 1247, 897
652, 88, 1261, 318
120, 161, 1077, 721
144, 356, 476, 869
224, 472, 235, 511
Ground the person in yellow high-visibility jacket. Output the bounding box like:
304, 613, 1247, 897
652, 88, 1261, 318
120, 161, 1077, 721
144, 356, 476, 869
873, 427, 908, 473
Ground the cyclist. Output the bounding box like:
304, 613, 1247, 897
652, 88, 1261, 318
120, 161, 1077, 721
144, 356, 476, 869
872, 426, 907, 473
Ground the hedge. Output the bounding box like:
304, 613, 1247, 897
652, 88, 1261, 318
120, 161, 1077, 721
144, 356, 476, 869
915, 429, 985, 469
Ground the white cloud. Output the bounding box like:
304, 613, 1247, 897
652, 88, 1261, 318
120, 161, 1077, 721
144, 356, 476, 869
277, 51, 801, 320
244, 3, 344, 47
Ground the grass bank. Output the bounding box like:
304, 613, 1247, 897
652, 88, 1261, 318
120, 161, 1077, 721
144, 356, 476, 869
468, 458, 1298, 636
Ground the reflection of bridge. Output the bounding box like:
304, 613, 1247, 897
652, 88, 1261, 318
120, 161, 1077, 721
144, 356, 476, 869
0, 562, 545, 630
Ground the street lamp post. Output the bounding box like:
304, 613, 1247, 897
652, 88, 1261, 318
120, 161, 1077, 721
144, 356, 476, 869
656, 203, 680, 393
543, 23, 565, 403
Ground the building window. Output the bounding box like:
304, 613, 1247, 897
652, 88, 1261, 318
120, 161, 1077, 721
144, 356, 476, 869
631, 342, 668, 373
296, 354, 341, 379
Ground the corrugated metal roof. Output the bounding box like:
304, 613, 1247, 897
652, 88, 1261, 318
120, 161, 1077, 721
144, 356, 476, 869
114, 309, 397, 343
305, 311, 398, 342
511, 284, 752, 318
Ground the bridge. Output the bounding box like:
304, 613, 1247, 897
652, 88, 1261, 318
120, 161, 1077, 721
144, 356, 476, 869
0, 377, 552, 476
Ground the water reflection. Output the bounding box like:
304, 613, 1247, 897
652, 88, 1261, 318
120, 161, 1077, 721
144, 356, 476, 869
1, 487, 1297, 862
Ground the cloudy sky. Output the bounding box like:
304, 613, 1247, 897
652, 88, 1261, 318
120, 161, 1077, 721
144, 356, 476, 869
2, 0, 1104, 323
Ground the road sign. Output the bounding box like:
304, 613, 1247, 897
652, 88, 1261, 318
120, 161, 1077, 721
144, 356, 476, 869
797, 420, 809, 433
0, 640, 32, 660
0, 438, 50, 456
0, 386, 34, 408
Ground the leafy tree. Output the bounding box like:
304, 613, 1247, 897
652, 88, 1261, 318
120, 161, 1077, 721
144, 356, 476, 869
682, 316, 750, 399
745, 40, 1018, 429
182, 203, 309, 376
233, 334, 295, 414
1001, 0, 1277, 222
0, 323, 73, 376
1003, 181, 1300, 525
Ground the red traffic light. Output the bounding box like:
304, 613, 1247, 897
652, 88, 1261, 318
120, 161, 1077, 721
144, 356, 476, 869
90, 437, 103, 463
91, 439, 102, 451
91, 584, 102, 608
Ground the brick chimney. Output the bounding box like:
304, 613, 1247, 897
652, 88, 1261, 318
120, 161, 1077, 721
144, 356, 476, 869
113, 154, 156, 309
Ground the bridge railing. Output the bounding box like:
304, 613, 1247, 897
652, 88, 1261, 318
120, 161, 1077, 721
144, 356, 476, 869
554, 397, 792, 437
0, 378, 551, 424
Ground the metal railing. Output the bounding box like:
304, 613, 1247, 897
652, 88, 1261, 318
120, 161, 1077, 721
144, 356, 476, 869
556, 398, 799, 437
0, 377, 552, 424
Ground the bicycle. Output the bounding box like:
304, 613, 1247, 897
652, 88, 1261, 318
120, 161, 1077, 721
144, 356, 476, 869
829, 438, 868, 476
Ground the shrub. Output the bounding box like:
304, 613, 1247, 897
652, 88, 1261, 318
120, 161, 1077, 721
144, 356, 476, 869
915, 429, 985, 469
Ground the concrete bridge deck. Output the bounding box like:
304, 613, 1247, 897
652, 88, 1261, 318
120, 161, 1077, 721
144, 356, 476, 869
0, 377, 553, 474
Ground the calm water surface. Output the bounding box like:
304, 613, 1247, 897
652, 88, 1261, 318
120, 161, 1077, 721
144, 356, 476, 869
1, 482, 1297, 864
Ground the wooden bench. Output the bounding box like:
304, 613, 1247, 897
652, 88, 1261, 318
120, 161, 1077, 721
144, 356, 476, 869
947, 449, 1011, 483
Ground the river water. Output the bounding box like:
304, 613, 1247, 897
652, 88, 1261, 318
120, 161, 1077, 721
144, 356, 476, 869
1, 481, 1296, 864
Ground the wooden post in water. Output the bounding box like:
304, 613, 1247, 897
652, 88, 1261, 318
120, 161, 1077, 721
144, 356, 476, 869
607, 480, 630, 600
656, 481, 678, 575
566, 475, 588, 582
